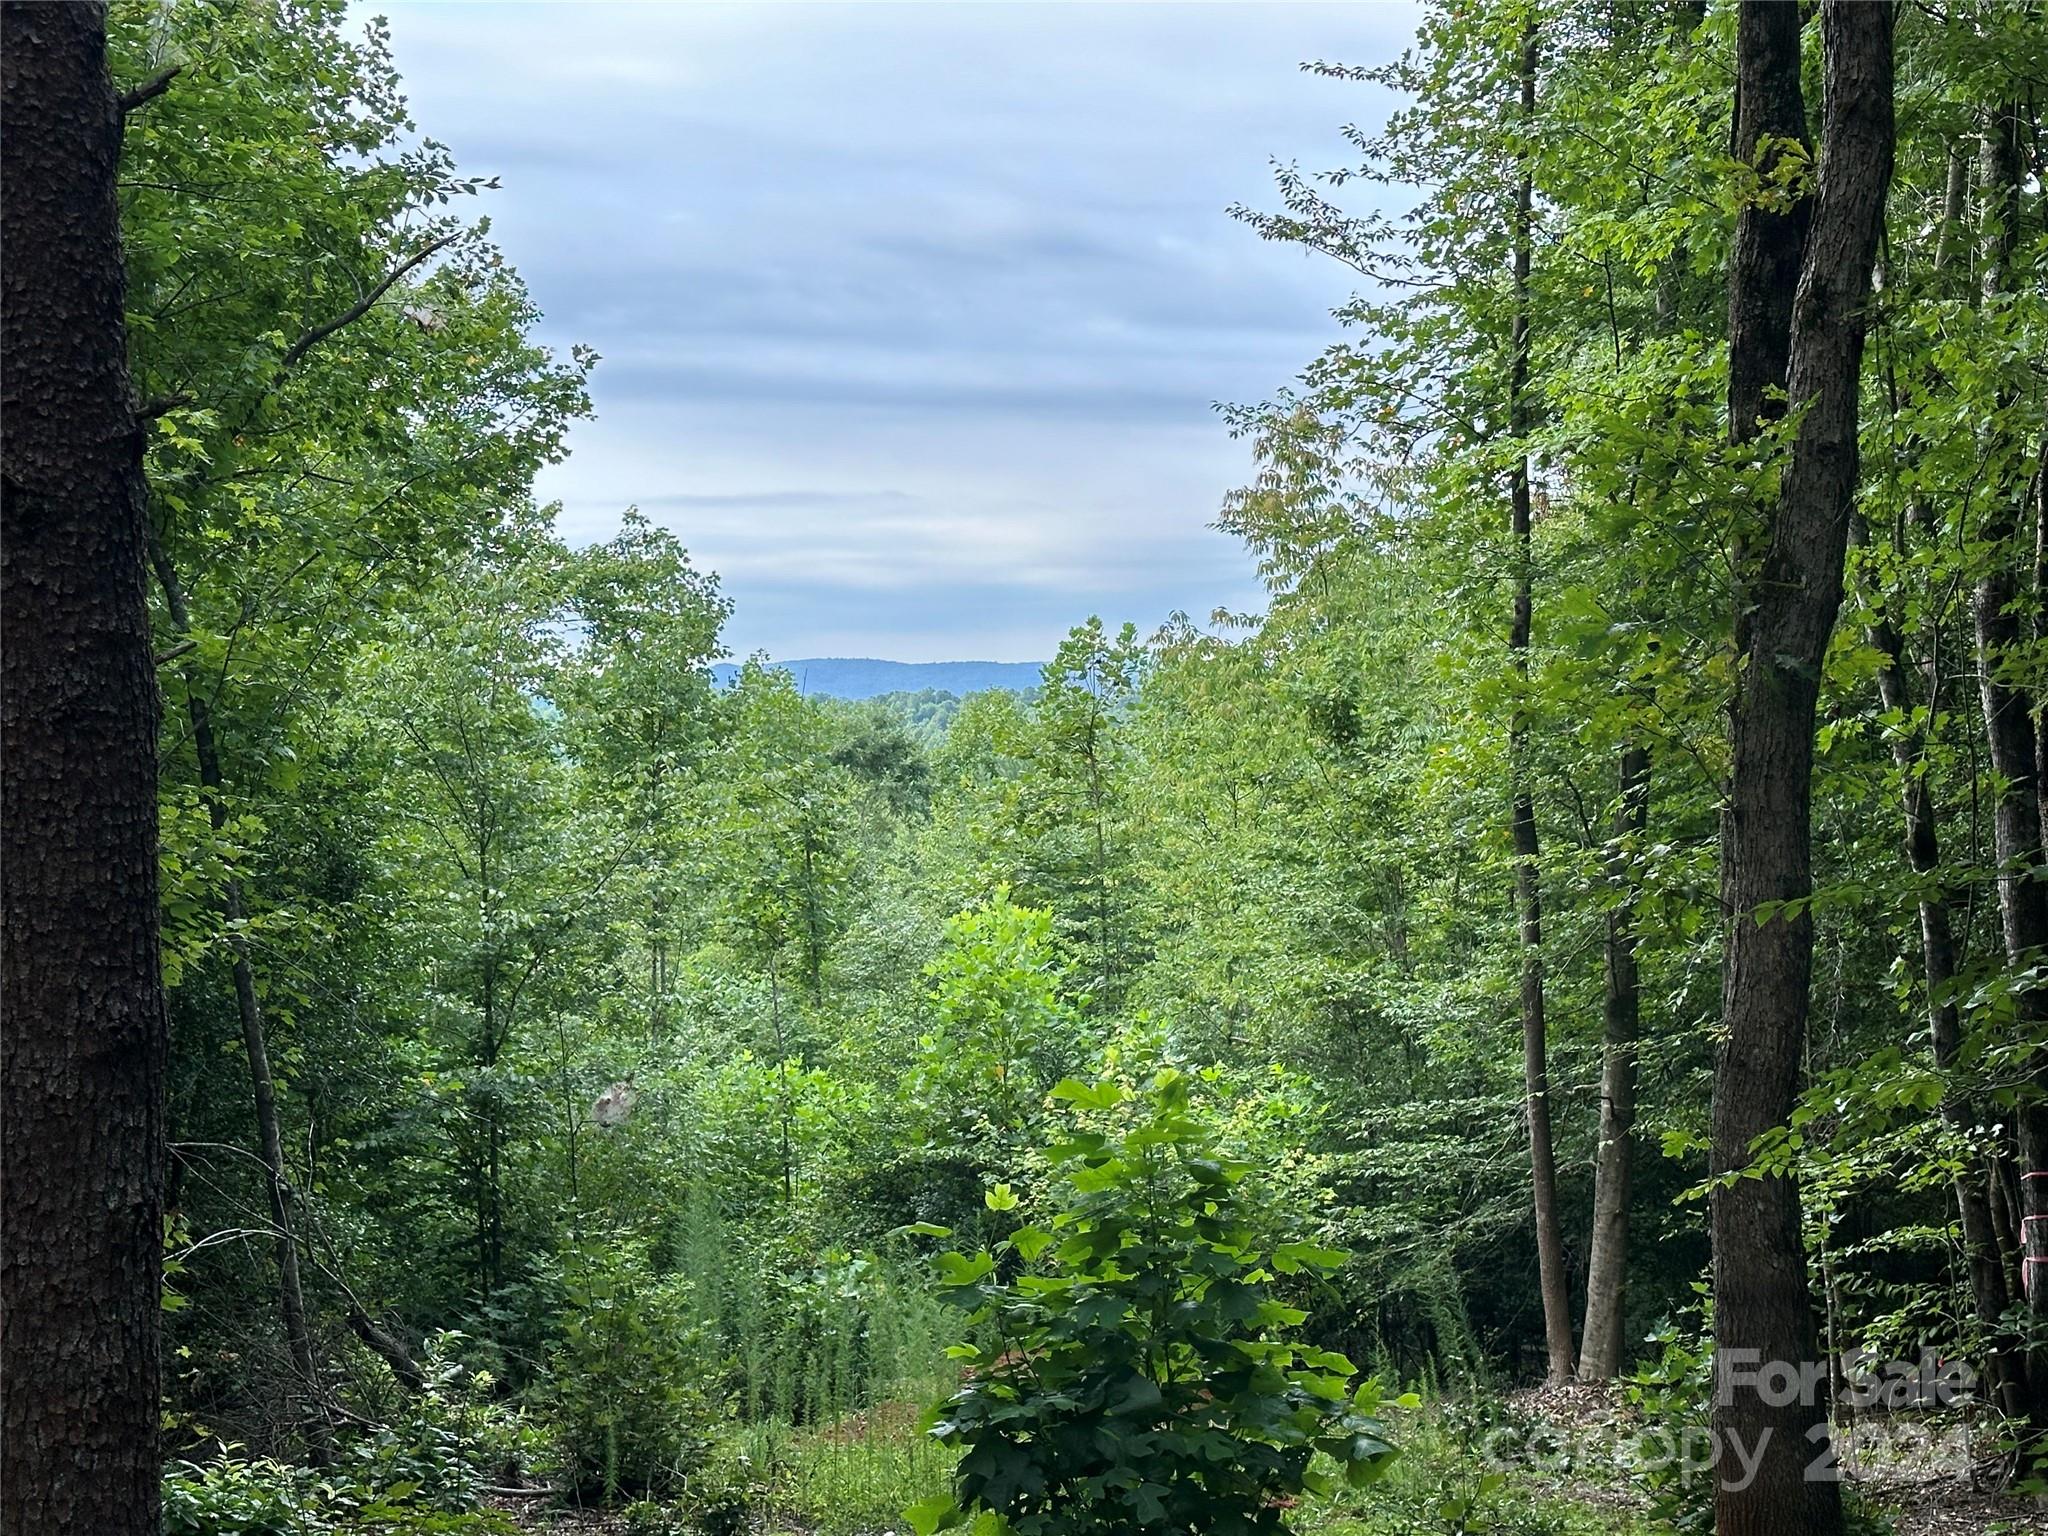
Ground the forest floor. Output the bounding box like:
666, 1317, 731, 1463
1501, 1382, 2048, 1536
486, 1386, 2048, 1536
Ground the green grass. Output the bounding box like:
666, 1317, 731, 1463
737, 1403, 958, 1536
1301, 1405, 1652, 1536
719, 1395, 1655, 1536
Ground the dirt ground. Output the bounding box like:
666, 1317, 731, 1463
1508, 1380, 2048, 1535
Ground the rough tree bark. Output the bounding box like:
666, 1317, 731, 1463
1712, 4, 1892, 1533
1503, 13, 1575, 1386
1578, 744, 1649, 1381
1, 5, 169, 1531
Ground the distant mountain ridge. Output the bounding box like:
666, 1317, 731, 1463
709, 657, 1042, 700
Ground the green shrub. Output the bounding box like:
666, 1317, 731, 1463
1619, 1311, 1713, 1536
679, 1437, 759, 1536
1307, 1397, 1593, 1536
544, 1239, 727, 1500
163, 1345, 531, 1536
347, 1331, 542, 1509
162, 1448, 517, 1536
164, 1455, 329, 1536
910, 1058, 1404, 1536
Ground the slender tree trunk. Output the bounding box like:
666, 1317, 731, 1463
1972, 95, 2048, 1416
1579, 11, 1700, 1375
1860, 514, 2025, 1415
1502, 15, 1575, 1386
1, 6, 168, 1529
1856, 143, 2024, 1416
650, 925, 667, 1040
1994, 1150, 2027, 1305
481, 956, 505, 1301
2035, 439, 2048, 850
1579, 745, 1649, 1381
768, 950, 794, 1201
801, 832, 824, 1007
1712, 5, 1892, 1533
146, 531, 331, 1456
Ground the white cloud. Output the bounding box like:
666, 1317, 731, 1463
370, 0, 1417, 659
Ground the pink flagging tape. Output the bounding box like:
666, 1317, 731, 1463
2024, 1170, 2048, 1181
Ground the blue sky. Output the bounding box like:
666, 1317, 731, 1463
375, 2, 1416, 662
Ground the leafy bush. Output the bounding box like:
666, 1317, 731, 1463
162, 1448, 515, 1536
164, 1455, 330, 1536
913, 892, 1080, 1157
162, 1329, 540, 1533
910, 1058, 1404, 1536
1309, 1397, 1594, 1536
544, 1239, 727, 1500
164, 1340, 533, 1534
1619, 1311, 1713, 1536
679, 1437, 760, 1536
347, 1331, 543, 1508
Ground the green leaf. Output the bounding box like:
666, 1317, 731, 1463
1271, 1240, 1347, 1274
1049, 1078, 1126, 1111
905, 1494, 963, 1536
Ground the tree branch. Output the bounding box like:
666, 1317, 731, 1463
139, 391, 191, 421
277, 233, 456, 374
119, 66, 179, 116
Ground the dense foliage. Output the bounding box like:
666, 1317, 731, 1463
78, 0, 2048, 1532
911, 1062, 1403, 1536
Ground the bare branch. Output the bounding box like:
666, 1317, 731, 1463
277, 233, 457, 374
119, 66, 179, 116
138, 391, 191, 421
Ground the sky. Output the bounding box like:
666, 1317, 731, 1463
373, 2, 1417, 662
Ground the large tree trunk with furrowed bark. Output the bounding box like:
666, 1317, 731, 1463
1712, 4, 1892, 1532
0, 4, 169, 1531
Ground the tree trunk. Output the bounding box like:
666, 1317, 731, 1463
1994, 1151, 2027, 1306
1579, 10, 1700, 1379
1579, 744, 1648, 1381
1, 6, 168, 1530
1723, 1, 1810, 451
2034, 434, 2048, 850
1712, 5, 1892, 1533
1503, 15, 1575, 1387
1861, 513, 2025, 1416
1972, 95, 2048, 1417
1856, 140, 2024, 1417
146, 532, 331, 1456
